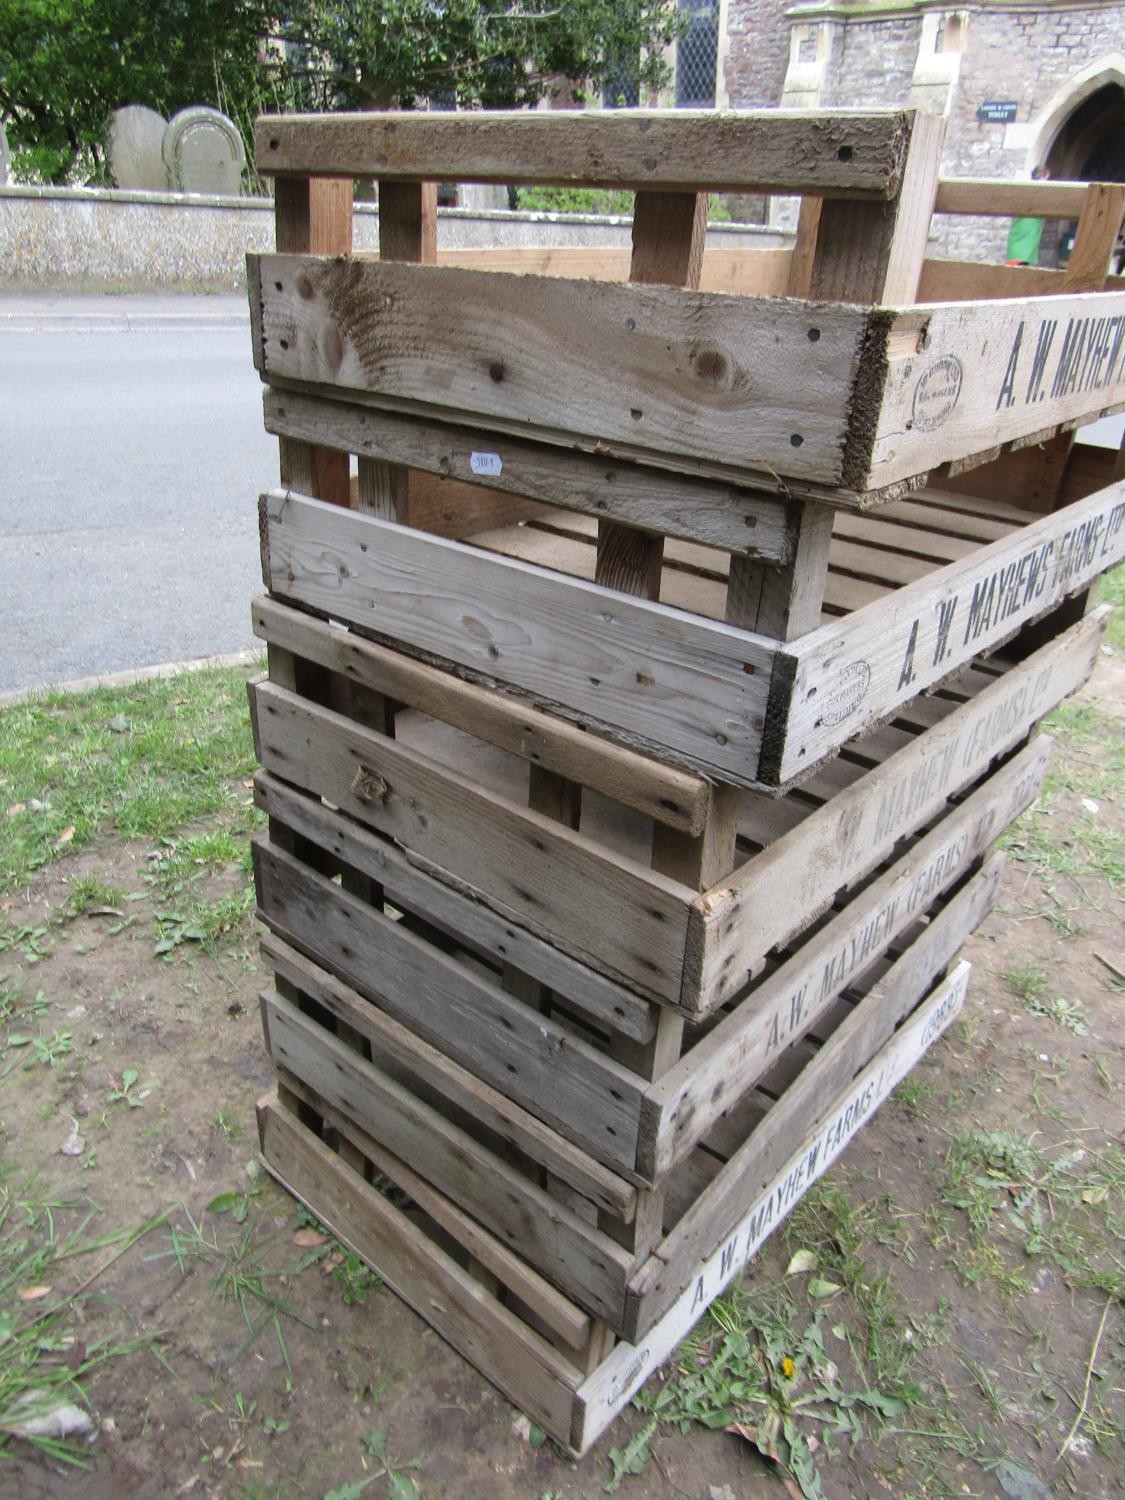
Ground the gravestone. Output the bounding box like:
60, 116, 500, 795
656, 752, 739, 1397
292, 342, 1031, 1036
0, 122, 10, 186
162, 107, 245, 196
108, 105, 168, 191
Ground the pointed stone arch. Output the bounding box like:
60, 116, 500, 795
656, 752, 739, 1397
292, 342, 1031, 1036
1024, 53, 1125, 177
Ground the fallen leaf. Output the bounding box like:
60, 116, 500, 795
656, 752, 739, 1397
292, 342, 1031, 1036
55, 826, 75, 847
785, 1248, 818, 1275
293, 1228, 328, 1249
709, 1487, 737, 1500
5, 803, 26, 818
808, 1278, 842, 1299
19, 1285, 52, 1302
59, 1118, 86, 1157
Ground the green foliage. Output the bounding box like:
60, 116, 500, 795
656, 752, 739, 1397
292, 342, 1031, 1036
0, 662, 263, 894
0, 0, 278, 183
276, 0, 682, 111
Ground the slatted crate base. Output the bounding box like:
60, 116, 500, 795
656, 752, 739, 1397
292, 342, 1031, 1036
251, 601, 1104, 1021
257, 949, 974, 1456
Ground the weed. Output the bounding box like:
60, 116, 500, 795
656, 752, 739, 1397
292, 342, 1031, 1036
217, 1104, 246, 1143
64, 874, 126, 916
106, 1067, 157, 1108
1000, 963, 1050, 1003
1024, 993, 1089, 1034
5, 1029, 73, 1070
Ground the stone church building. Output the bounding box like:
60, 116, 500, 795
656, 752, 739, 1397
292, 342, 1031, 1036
668, 0, 1125, 258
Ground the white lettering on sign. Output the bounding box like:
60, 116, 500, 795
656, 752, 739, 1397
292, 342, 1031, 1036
469, 451, 503, 477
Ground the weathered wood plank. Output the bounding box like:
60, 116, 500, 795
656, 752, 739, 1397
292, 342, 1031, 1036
693, 607, 1105, 1008
252, 254, 867, 484
265, 989, 634, 1325
863, 294, 1125, 490
251, 677, 694, 1001
573, 961, 971, 1452
769, 485, 1124, 780
263, 389, 795, 560
626, 859, 1000, 1339
256, 109, 913, 197
257, 1095, 583, 1439
255, 765, 655, 1046
254, 835, 649, 1169
259, 490, 776, 785
644, 736, 1048, 1176
251, 596, 710, 835
934, 177, 1097, 220
808, 110, 943, 306
260, 929, 638, 1215
276, 1067, 592, 1349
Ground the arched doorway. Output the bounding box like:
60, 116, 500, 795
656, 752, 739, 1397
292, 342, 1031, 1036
1043, 80, 1125, 181
1029, 64, 1125, 268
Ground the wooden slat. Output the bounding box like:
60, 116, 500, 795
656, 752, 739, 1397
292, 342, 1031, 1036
935, 177, 1096, 220
574, 961, 971, 1454
257, 1095, 583, 1440
252, 254, 866, 485
265, 989, 634, 1324
918, 258, 1125, 303
251, 596, 710, 835
644, 735, 1049, 1177
259, 490, 775, 785
692, 607, 1106, 1009
808, 111, 944, 306
262, 389, 796, 561
253, 835, 648, 1169
769, 483, 1125, 780
260, 930, 639, 1214
276, 1068, 591, 1349
256, 109, 913, 197
270, 177, 354, 507
251, 681, 693, 1003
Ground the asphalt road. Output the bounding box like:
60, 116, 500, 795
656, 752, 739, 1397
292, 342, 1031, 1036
0, 299, 275, 695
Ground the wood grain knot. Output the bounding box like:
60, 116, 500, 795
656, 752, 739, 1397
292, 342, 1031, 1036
351, 766, 388, 803
324, 325, 345, 372
296, 272, 315, 301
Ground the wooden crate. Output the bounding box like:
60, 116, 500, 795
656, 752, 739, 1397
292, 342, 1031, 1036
251, 601, 1106, 1020
257, 931, 977, 1456
250, 111, 1125, 500
251, 691, 1050, 1189
257, 470, 1124, 788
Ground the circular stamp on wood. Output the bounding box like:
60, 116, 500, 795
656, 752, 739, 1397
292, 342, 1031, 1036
819, 660, 871, 727
911, 355, 963, 431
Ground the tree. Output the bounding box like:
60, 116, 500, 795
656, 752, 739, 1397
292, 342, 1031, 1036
275, 0, 682, 112
0, 1, 278, 183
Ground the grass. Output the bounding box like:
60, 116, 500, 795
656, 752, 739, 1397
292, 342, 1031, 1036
0, 1169, 171, 1464
0, 663, 263, 895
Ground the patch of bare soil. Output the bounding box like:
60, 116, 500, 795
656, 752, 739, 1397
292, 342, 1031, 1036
0, 682, 1120, 1500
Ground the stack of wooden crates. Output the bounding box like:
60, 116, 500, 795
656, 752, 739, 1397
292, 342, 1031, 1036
244, 108, 1125, 1454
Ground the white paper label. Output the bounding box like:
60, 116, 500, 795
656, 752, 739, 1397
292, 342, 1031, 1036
469, 452, 503, 477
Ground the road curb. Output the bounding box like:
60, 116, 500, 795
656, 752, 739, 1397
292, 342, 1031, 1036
0, 311, 249, 333
0, 650, 263, 709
